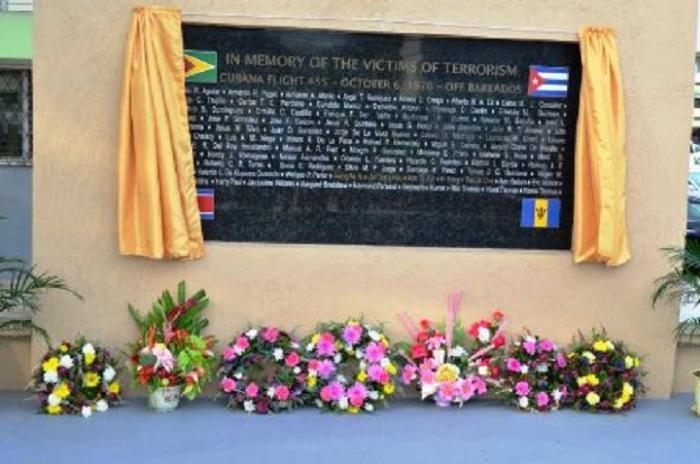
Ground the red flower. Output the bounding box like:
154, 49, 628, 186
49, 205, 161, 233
492, 334, 506, 348
468, 320, 491, 338
490, 365, 501, 378
410, 343, 428, 359
419, 319, 431, 330
416, 332, 429, 343
492, 310, 504, 321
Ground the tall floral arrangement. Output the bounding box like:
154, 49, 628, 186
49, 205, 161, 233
127, 281, 216, 401
395, 293, 506, 407
563, 331, 645, 412
30, 337, 121, 417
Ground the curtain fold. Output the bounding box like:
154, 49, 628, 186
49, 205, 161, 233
572, 27, 630, 266
118, 6, 203, 260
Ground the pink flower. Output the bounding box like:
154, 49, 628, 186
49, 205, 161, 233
506, 358, 522, 372
235, 336, 250, 352
365, 342, 386, 363
420, 369, 436, 385
522, 339, 537, 355
347, 382, 367, 407
285, 351, 300, 367
262, 327, 279, 343
536, 391, 550, 408
458, 379, 475, 401
426, 335, 445, 351
317, 360, 336, 379
401, 365, 417, 385
275, 385, 290, 401
539, 339, 554, 352
222, 346, 237, 362
438, 382, 457, 402
379, 371, 390, 385
316, 333, 336, 357
327, 381, 345, 401
514, 381, 530, 397
220, 377, 236, 393
473, 376, 487, 395
556, 353, 567, 369
308, 359, 320, 373
320, 385, 333, 402
245, 382, 259, 398
367, 364, 386, 382
342, 324, 363, 346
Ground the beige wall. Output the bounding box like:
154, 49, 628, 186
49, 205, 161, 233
674, 344, 700, 393
0, 336, 31, 390
28, 0, 697, 398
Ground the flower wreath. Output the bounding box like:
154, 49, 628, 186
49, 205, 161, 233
498, 333, 568, 412
396, 293, 506, 407
563, 331, 645, 412
218, 327, 306, 414
303, 319, 396, 413
31, 337, 122, 417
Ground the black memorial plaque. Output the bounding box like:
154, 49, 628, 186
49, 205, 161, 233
183, 24, 581, 249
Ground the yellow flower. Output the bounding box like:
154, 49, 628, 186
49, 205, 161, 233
47, 404, 62, 415
622, 382, 634, 397
576, 376, 588, 387
42, 357, 59, 373
606, 340, 615, 351
311, 334, 320, 345
53, 382, 71, 399
84, 352, 96, 366
582, 351, 596, 362
435, 364, 460, 383
383, 383, 395, 395
585, 392, 600, 406
306, 375, 317, 388
347, 320, 359, 326
348, 407, 359, 414
58, 344, 69, 353
357, 370, 367, 383
613, 398, 625, 409
380, 336, 389, 348
592, 340, 609, 352
633, 357, 640, 368
161, 378, 170, 386
625, 356, 634, 369
385, 363, 397, 376
567, 352, 578, 359
586, 374, 600, 386
108, 382, 120, 394
335, 341, 342, 348
84, 372, 100, 388
346, 348, 355, 355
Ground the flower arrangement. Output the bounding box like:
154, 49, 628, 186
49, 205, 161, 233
498, 333, 568, 411
218, 326, 306, 414
127, 281, 217, 405
30, 337, 121, 417
303, 319, 396, 413
395, 293, 506, 407
563, 331, 645, 412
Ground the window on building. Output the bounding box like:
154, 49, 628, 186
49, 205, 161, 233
0, 69, 32, 165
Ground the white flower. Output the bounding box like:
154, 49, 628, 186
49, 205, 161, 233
552, 389, 563, 403
103, 366, 116, 383
338, 396, 349, 410
48, 394, 61, 407
267, 387, 276, 398
536, 363, 549, 373
43, 371, 58, 384
520, 365, 529, 374
273, 348, 284, 361
451, 346, 466, 357
95, 400, 109, 412
525, 336, 536, 345
290, 341, 300, 349
477, 326, 491, 343
364, 403, 374, 412
306, 343, 315, 352
369, 391, 379, 400
234, 372, 243, 380
58, 355, 74, 369
380, 358, 391, 367
333, 353, 342, 364
245, 329, 258, 339
293, 367, 301, 374
336, 375, 347, 385
421, 383, 438, 400
477, 365, 489, 377
358, 361, 367, 370
368, 330, 381, 341
82, 343, 95, 355
518, 396, 529, 409
81, 406, 92, 418
354, 350, 363, 359
243, 400, 255, 413
434, 349, 446, 364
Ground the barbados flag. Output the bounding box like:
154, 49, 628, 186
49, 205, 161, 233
197, 189, 215, 220
185, 50, 217, 83
527, 65, 569, 98
520, 198, 560, 229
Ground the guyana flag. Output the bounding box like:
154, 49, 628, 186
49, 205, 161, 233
184, 50, 217, 83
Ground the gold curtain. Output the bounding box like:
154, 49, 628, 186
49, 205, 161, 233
118, 6, 203, 260
573, 27, 630, 266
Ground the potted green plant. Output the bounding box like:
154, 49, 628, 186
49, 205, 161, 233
127, 281, 216, 412
653, 239, 700, 414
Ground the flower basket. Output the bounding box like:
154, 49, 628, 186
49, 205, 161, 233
148, 385, 181, 412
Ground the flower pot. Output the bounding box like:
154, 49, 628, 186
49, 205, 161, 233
148, 386, 181, 412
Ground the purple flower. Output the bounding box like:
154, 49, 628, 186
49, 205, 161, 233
556, 353, 567, 369
365, 342, 386, 363
342, 324, 363, 346
536, 391, 550, 408
522, 339, 537, 356
506, 358, 522, 372
327, 381, 345, 401
514, 381, 530, 397
367, 364, 386, 382
348, 382, 368, 407
539, 339, 554, 352
317, 360, 336, 379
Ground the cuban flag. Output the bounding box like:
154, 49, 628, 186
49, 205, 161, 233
527, 65, 569, 98
197, 189, 215, 220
